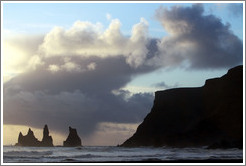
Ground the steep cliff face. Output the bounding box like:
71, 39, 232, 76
15, 125, 53, 147
63, 127, 82, 147
121, 65, 243, 148
202, 66, 243, 148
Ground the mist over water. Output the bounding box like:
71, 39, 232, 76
3, 146, 243, 163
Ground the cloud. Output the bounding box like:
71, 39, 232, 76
83, 122, 139, 146
3, 4, 243, 144
3, 34, 44, 75
153, 4, 243, 69
87, 62, 97, 71
3, 88, 153, 137
152, 81, 179, 89
3, 55, 155, 136
48, 64, 60, 73
38, 18, 149, 68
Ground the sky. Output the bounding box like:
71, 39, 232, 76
1, 1, 244, 146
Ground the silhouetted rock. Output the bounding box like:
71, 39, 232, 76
41, 124, 53, 147
63, 127, 82, 147
15, 125, 53, 147
121, 65, 243, 149
15, 128, 41, 146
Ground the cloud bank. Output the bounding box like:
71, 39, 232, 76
39, 17, 149, 68
3, 4, 243, 143
153, 4, 243, 69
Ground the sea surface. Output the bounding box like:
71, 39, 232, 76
3, 145, 243, 163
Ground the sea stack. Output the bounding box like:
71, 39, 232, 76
15, 124, 54, 147
63, 126, 82, 147
15, 128, 40, 146
41, 124, 53, 147
121, 65, 243, 149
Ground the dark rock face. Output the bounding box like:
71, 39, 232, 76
15, 125, 53, 147
16, 128, 41, 146
41, 125, 53, 147
121, 65, 243, 149
63, 127, 82, 147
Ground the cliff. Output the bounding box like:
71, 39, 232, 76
63, 127, 82, 147
121, 65, 243, 148
15, 125, 53, 147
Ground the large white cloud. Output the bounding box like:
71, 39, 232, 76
39, 18, 149, 68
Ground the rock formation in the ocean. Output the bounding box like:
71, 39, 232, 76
15, 125, 53, 147
15, 128, 41, 146
121, 65, 243, 149
41, 124, 53, 147
63, 126, 82, 147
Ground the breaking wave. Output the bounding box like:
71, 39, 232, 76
3, 146, 243, 163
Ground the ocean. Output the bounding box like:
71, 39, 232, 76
3, 146, 243, 163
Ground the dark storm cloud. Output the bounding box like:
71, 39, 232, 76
154, 4, 243, 69
3, 55, 155, 136
3, 4, 243, 138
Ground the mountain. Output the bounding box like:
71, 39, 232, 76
121, 65, 243, 149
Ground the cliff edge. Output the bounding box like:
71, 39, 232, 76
121, 65, 243, 148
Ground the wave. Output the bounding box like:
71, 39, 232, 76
3, 146, 243, 163
46, 153, 103, 159
4, 150, 53, 157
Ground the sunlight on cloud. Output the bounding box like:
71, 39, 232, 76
83, 122, 139, 146
28, 55, 44, 70
39, 18, 149, 68
3, 34, 44, 82
48, 64, 60, 73
122, 85, 156, 94
62, 61, 82, 72
3, 42, 29, 82
87, 62, 97, 71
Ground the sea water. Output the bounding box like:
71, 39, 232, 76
3, 145, 243, 163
